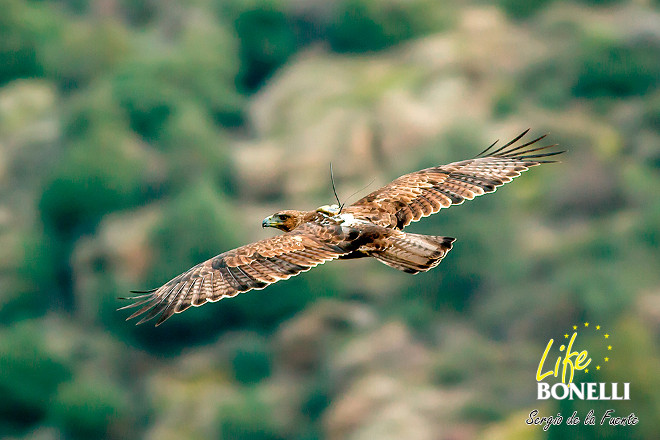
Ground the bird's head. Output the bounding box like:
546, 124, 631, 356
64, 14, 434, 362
262, 210, 305, 232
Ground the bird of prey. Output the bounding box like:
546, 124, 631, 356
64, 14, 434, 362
121, 130, 562, 325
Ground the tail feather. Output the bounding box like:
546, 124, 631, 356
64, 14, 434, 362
371, 233, 455, 274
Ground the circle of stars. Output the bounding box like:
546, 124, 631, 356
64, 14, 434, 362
566, 322, 612, 375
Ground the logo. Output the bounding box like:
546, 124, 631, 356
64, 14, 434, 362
536, 322, 626, 400
525, 322, 639, 431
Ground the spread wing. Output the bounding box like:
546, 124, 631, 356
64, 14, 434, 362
120, 222, 349, 325
343, 129, 563, 229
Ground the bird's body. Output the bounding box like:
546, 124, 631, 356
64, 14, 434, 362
121, 130, 563, 325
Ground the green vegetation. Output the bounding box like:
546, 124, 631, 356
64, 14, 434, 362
573, 36, 660, 98
1, 0, 659, 439
232, 1, 299, 91
217, 392, 284, 440
498, 0, 555, 20
0, 322, 71, 432
51, 376, 131, 440
328, 0, 452, 52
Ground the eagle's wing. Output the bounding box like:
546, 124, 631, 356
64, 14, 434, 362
344, 129, 563, 229
120, 222, 349, 325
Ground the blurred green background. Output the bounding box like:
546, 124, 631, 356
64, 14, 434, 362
1, 0, 659, 439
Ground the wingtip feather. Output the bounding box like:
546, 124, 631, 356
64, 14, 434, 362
475, 139, 499, 158
476, 130, 565, 162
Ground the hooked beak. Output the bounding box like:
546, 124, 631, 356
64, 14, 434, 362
262, 215, 278, 228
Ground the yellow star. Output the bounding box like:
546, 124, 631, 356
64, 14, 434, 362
584, 322, 589, 327
608, 345, 612, 350
596, 325, 600, 330
604, 357, 609, 362
564, 334, 569, 338
585, 369, 589, 373
573, 325, 577, 330
596, 365, 601, 370
604, 334, 609, 338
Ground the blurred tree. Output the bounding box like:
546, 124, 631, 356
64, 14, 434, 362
492, 81, 520, 119
41, 19, 132, 91
521, 59, 574, 111
118, 0, 159, 26
644, 91, 660, 136
1, 230, 55, 322
217, 389, 285, 440
0, 321, 72, 435
232, 1, 298, 91
230, 333, 273, 385
39, 130, 150, 238
111, 18, 243, 135
328, 0, 450, 52
51, 375, 132, 440
573, 36, 660, 98
158, 103, 237, 195
38, 90, 155, 310
0, 0, 59, 84
498, 0, 555, 20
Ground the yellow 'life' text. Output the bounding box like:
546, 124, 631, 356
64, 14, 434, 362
537, 332, 591, 384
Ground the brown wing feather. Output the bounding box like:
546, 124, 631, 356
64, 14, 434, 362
344, 129, 563, 229
120, 222, 349, 325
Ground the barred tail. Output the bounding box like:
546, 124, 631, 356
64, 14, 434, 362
371, 233, 455, 274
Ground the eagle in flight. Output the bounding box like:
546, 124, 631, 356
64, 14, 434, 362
121, 130, 562, 325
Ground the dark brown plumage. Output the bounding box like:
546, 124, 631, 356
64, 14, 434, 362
121, 130, 562, 325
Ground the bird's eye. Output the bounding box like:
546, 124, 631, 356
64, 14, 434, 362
279, 214, 289, 220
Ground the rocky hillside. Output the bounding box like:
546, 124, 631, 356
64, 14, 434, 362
1, 1, 659, 439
